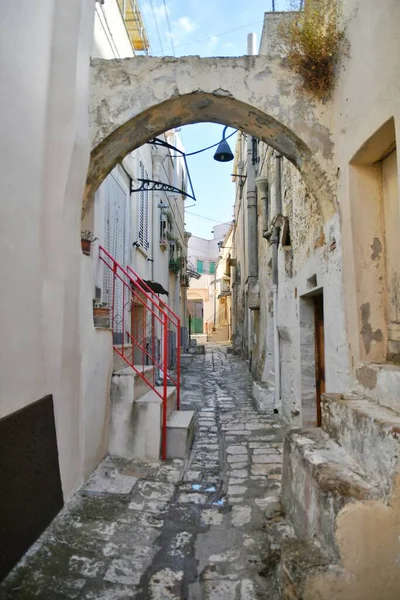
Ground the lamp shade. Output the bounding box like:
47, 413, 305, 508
213, 139, 234, 162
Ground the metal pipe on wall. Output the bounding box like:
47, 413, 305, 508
246, 34, 258, 281
273, 153, 282, 411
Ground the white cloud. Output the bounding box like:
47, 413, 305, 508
177, 16, 198, 33
165, 30, 179, 45
207, 35, 219, 50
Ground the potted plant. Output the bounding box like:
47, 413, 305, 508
81, 230, 97, 255
93, 299, 110, 327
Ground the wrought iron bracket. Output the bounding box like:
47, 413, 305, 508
131, 179, 196, 201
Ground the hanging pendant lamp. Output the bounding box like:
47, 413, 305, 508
213, 126, 234, 162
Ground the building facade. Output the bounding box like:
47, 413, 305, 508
2, 0, 400, 594
187, 222, 230, 337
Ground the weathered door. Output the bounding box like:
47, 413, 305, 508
187, 300, 203, 334
314, 294, 325, 427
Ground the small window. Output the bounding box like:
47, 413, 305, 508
197, 259, 204, 274
209, 261, 216, 274
160, 219, 167, 243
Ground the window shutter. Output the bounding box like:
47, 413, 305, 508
138, 161, 149, 250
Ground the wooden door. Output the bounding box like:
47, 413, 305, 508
314, 294, 325, 427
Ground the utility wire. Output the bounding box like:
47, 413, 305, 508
151, 19, 264, 55
162, 0, 176, 56
149, 0, 164, 54
170, 130, 236, 158
186, 211, 230, 224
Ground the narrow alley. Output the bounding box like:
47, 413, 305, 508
0, 347, 286, 600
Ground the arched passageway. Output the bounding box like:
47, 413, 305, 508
85, 55, 336, 221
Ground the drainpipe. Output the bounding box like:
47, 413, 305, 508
245, 33, 259, 360
273, 153, 282, 411
246, 34, 258, 282
255, 177, 269, 237
247, 137, 258, 279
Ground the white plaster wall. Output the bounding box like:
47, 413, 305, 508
93, 0, 134, 59
0, 0, 114, 500
80, 255, 113, 480
333, 0, 400, 406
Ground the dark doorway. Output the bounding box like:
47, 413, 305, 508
314, 294, 325, 426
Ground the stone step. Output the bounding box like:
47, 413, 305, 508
109, 376, 177, 460
322, 393, 400, 495
281, 428, 380, 558
112, 365, 155, 402
138, 386, 177, 421
166, 409, 195, 459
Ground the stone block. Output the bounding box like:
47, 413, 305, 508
322, 392, 400, 494
279, 538, 335, 600
252, 380, 275, 411
166, 410, 195, 459
281, 428, 380, 557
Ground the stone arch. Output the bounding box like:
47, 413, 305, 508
85, 56, 336, 220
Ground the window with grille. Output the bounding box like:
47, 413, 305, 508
138, 161, 149, 250
209, 261, 216, 274
197, 259, 204, 274
103, 170, 130, 343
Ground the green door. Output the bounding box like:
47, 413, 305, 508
188, 300, 203, 334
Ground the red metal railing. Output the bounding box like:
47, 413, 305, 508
126, 264, 181, 410
99, 246, 181, 459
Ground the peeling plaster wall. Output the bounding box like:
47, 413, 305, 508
233, 133, 350, 426
332, 0, 400, 409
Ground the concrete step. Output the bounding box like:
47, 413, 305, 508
181, 353, 194, 367
138, 386, 177, 421
166, 409, 195, 459
112, 364, 155, 402
281, 428, 380, 558
109, 374, 177, 460
322, 393, 400, 495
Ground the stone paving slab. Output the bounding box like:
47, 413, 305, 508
0, 346, 286, 600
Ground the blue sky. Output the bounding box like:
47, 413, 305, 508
140, 0, 291, 238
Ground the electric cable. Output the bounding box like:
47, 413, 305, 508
149, 0, 164, 54
151, 19, 264, 55
170, 130, 236, 158
186, 211, 231, 224
162, 0, 176, 56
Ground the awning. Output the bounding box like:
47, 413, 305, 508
143, 280, 169, 296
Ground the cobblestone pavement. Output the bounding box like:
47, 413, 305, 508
0, 346, 286, 600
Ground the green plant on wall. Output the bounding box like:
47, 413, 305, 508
277, 0, 349, 101
166, 231, 182, 251
169, 256, 185, 275
164, 210, 173, 226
